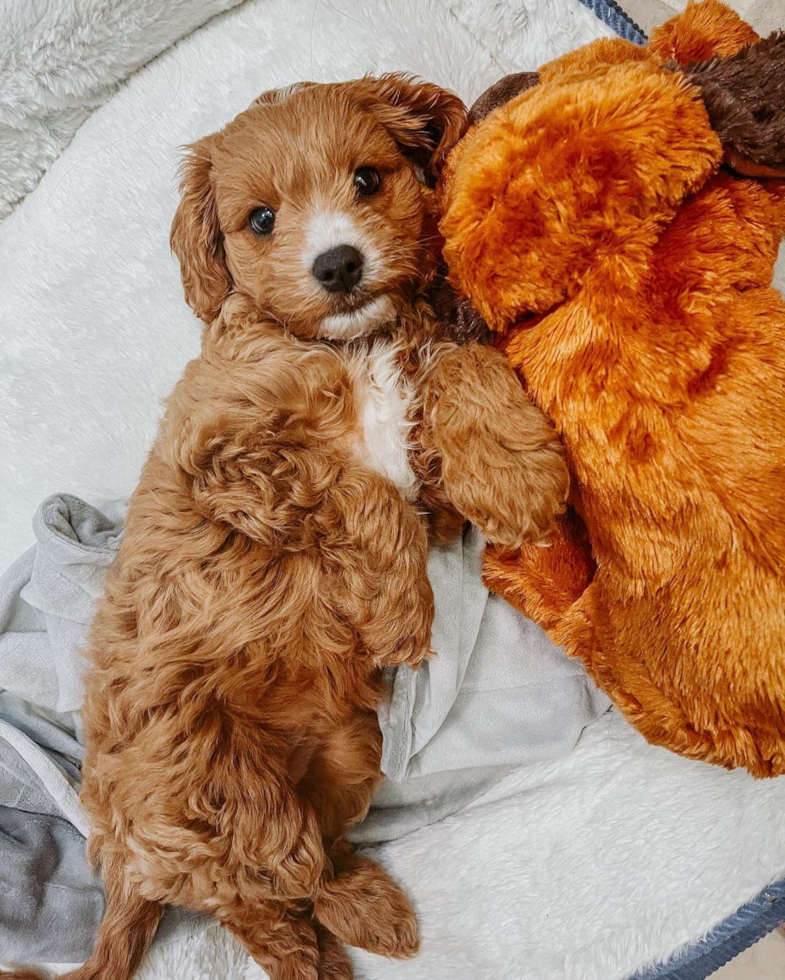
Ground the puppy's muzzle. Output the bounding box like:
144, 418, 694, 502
312, 245, 364, 294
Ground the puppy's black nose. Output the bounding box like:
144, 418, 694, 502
312, 245, 364, 294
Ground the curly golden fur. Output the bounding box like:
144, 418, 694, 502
2, 77, 568, 980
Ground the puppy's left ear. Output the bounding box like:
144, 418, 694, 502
350, 73, 468, 181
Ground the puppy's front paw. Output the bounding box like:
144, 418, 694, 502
428, 340, 570, 546
473, 445, 570, 547
375, 643, 435, 671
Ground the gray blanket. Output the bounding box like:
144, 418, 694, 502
0, 494, 609, 962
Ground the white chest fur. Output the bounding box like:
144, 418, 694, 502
346, 339, 420, 501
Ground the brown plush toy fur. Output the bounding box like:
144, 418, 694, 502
440, 0, 785, 777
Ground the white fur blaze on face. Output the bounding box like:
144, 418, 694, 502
348, 339, 420, 501
317, 294, 398, 340
306, 209, 393, 339
304, 210, 381, 281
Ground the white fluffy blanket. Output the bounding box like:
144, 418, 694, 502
41, 713, 785, 980
2, 1, 785, 978
0, 0, 246, 219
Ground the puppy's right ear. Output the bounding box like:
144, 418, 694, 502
170, 138, 231, 324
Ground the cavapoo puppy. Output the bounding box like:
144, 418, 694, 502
3, 76, 567, 980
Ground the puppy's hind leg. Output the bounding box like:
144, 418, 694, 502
297, 716, 419, 960
315, 840, 419, 961
315, 922, 354, 980
228, 910, 354, 980
225, 905, 322, 980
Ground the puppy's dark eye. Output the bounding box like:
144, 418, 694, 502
249, 206, 275, 236
354, 167, 381, 197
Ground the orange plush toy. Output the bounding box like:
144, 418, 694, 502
440, 0, 785, 776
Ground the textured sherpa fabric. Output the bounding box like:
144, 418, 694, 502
634, 878, 785, 979
0, 0, 246, 220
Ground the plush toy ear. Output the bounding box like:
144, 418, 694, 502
441, 60, 722, 329
468, 72, 540, 125
346, 73, 468, 181
681, 32, 785, 178
649, 0, 759, 64
170, 137, 232, 324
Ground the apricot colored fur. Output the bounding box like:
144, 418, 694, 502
1, 77, 568, 980
441, 2, 785, 777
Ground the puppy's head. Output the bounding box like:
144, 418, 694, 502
171, 75, 466, 339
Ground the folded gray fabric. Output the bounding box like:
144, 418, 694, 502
357, 525, 611, 841
0, 692, 82, 784
0, 494, 124, 716
0, 806, 105, 963
382, 526, 610, 780
0, 494, 124, 961
0, 493, 609, 961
